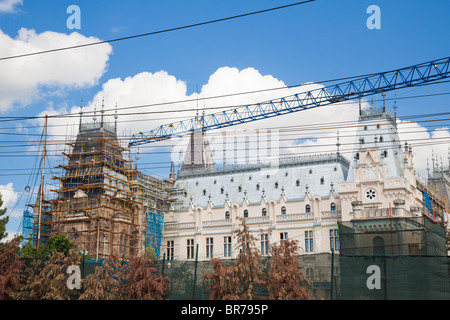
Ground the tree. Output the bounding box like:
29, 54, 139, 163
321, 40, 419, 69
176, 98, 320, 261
121, 256, 169, 300
203, 218, 265, 300
21, 233, 74, 259
0, 236, 25, 299
266, 239, 312, 300
16, 241, 81, 300
79, 256, 125, 300
0, 193, 9, 242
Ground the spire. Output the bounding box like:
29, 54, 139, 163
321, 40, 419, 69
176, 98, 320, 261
336, 130, 341, 156
100, 97, 105, 127
79, 98, 83, 130
393, 91, 398, 130
114, 103, 118, 133
169, 161, 175, 182
448, 147, 450, 170
93, 105, 97, 123
358, 97, 362, 116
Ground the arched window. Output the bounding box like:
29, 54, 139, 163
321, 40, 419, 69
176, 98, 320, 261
256, 183, 260, 191
275, 182, 279, 189
330, 202, 336, 211
262, 208, 267, 216
203, 189, 207, 196
305, 204, 311, 213
238, 186, 242, 192
244, 209, 248, 218
281, 206, 287, 215
296, 179, 300, 187
221, 187, 224, 194
373, 236, 385, 256
225, 211, 230, 220
320, 177, 324, 185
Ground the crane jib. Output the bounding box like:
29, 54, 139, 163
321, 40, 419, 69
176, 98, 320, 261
128, 56, 450, 147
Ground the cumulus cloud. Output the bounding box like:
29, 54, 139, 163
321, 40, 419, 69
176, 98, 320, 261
37, 66, 360, 168
0, 0, 22, 13
0, 182, 19, 217
35, 65, 448, 178
398, 121, 450, 176
0, 28, 112, 112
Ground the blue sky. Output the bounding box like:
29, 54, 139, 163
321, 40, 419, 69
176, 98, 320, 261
0, 0, 449, 239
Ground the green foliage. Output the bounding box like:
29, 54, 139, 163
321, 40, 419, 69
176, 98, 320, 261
144, 247, 157, 261
20, 234, 74, 259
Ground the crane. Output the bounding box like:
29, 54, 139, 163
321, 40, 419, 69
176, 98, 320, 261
128, 56, 450, 147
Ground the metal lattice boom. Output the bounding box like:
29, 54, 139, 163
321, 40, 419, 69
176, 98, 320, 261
129, 56, 450, 147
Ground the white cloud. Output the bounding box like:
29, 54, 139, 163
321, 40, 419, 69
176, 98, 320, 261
398, 121, 450, 176
0, 182, 19, 217
0, 0, 22, 13
37, 66, 360, 168
0, 28, 113, 112
36, 65, 449, 179
1, 229, 21, 243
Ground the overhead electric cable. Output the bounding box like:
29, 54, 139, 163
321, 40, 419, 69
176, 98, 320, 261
0, 0, 316, 62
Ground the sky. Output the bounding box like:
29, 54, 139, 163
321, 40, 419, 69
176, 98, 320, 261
0, 0, 449, 240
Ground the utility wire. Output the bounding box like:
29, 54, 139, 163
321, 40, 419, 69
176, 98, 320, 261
0, 0, 316, 62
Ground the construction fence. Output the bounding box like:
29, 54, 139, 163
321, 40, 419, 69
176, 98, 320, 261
17, 252, 450, 300
157, 254, 450, 300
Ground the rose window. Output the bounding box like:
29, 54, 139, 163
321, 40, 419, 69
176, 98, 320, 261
366, 189, 376, 200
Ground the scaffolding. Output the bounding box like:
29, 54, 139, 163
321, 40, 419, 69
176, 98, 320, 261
146, 211, 164, 259
416, 174, 448, 223
48, 122, 143, 260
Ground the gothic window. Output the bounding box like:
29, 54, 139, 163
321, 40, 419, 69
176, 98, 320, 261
238, 186, 242, 192
296, 179, 300, 187
225, 211, 230, 220
320, 177, 324, 185
256, 183, 260, 191
221, 187, 224, 194
275, 182, 279, 189
281, 206, 287, 215
244, 209, 249, 218
331, 202, 336, 211
305, 204, 311, 213
203, 189, 207, 196
262, 208, 267, 216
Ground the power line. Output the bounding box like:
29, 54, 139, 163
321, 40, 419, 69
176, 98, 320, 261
0, 0, 316, 62
0, 61, 449, 124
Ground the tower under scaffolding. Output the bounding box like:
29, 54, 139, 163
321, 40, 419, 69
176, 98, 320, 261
20, 108, 185, 260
